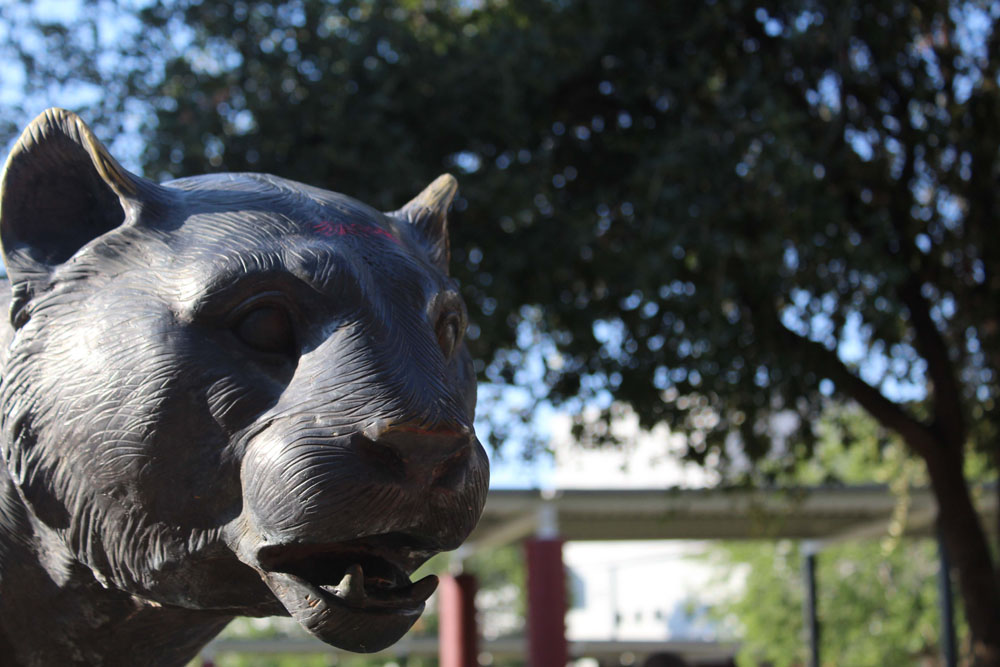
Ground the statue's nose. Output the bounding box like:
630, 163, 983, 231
356, 421, 477, 492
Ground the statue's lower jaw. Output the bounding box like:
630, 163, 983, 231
259, 567, 438, 653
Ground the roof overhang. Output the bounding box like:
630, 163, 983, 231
464, 485, 998, 550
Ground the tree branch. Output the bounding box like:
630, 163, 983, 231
898, 278, 968, 449
776, 323, 940, 459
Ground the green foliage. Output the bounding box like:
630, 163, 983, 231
752, 403, 928, 487
712, 539, 943, 667
708, 408, 958, 666
464, 544, 527, 639
464, 545, 526, 613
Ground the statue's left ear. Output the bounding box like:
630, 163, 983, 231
392, 174, 458, 273
0, 109, 147, 285
0, 108, 169, 328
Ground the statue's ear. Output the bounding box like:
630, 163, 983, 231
392, 174, 458, 273
0, 108, 142, 294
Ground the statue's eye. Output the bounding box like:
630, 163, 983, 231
431, 290, 467, 360
233, 303, 295, 355
435, 309, 465, 360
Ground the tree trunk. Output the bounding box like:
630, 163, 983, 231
921, 442, 1000, 667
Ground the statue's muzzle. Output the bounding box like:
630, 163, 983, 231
233, 416, 489, 652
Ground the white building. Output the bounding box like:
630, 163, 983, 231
544, 412, 732, 645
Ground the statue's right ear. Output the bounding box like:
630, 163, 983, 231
0, 109, 145, 325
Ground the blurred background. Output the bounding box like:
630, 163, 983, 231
1, 1, 999, 665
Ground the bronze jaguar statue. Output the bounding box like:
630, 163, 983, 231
0, 108, 488, 665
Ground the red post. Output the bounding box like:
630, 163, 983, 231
439, 573, 479, 667
525, 538, 568, 667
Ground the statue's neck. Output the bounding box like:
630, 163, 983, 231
0, 463, 231, 666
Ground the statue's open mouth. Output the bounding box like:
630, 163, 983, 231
253, 540, 439, 652
266, 552, 439, 613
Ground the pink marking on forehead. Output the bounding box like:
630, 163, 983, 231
311, 220, 401, 246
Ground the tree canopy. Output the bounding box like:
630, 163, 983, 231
1, 0, 999, 662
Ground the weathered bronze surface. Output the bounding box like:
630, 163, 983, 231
0, 109, 488, 666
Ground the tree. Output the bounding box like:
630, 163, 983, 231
1, 0, 998, 662
0, 1, 153, 162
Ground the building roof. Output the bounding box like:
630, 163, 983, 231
464, 485, 998, 550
